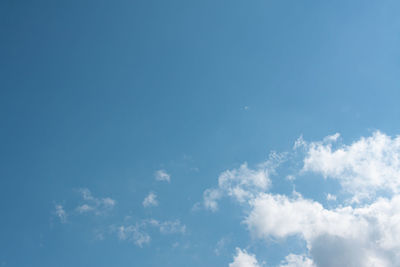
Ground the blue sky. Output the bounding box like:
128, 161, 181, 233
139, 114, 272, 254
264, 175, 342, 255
1, 1, 400, 266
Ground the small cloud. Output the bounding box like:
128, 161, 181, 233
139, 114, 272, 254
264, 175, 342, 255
279, 254, 315, 267
76, 188, 116, 215
191, 202, 202, 212
80, 188, 94, 201
76, 204, 94, 214
115, 219, 185, 247
326, 193, 337, 201
286, 175, 296, 181
55, 204, 67, 223
323, 133, 340, 143
155, 169, 171, 182
293, 135, 306, 149
203, 188, 222, 212
117, 225, 151, 247
214, 237, 229, 256
143, 192, 158, 208
229, 248, 261, 267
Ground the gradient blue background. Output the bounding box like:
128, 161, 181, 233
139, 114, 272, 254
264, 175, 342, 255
1, 0, 400, 266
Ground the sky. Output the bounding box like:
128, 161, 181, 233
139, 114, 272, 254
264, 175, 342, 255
1, 0, 400, 266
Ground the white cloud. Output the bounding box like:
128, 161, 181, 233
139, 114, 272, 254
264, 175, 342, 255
203, 152, 285, 211
302, 131, 400, 202
245, 192, 400, 267
76, 188, 116, 215
279, 254, 315, 267
286, 175, 296, 181
201, 131, 400, 266
117, 224, 151, 247
203, 188, 222, 212
116, 219, 186, 247
229, 248, 261, 267
326, 194, 336, 201
76, 204, 94, 213
142, 192, 158, 208
245, 193, 357, 241
55, 204, 67, 223
102, 197, 116, 208
155, 169, 171, 182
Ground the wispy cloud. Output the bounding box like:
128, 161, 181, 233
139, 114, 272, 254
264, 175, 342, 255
115, 219, 186, 247
326, 193, 337, 201
148, 219, 186, 234
76, 188, 116, 215
55, 204, 67, 223
203, 152, 285, 211
142, 192, 158, 208
117, 224, 151, 247
214, 237, 229, 256
155, 169, 171, 182
279, 254, 315, 267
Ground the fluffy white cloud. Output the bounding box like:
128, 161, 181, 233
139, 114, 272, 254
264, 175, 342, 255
76, 188, 116, 215
229, 248, 261, 267
203, 132, 400, 266
245, 192, 400, 267
155, 169, 171, 182
203, 152, 284, 211
55, 204, 67, 223
142, 192, 158, 208
302, 131, 400, 202
245, 193, 361, 241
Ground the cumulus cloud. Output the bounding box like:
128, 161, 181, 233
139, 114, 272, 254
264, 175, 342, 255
76, 188, 116, 215
143, 192, 158, 207
229, 248, 261, 267
55, 204, 67, 223
155, 169, 171, 182
206, 131, 400, 267
203, 152, 285, 211
245, 192, 400, 267
302, 131, 400, 202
